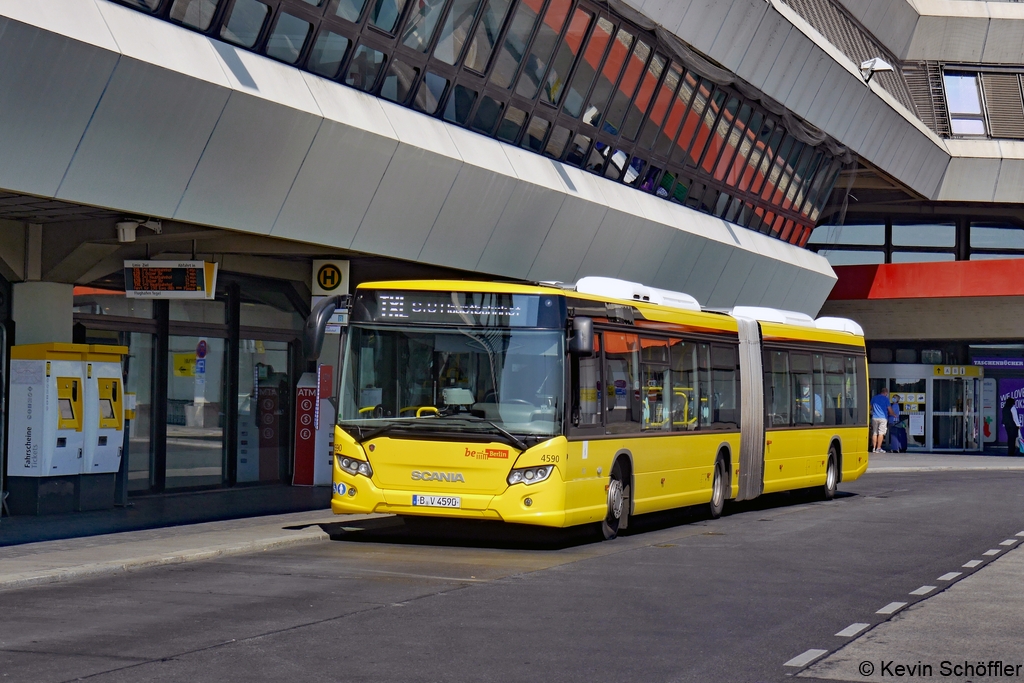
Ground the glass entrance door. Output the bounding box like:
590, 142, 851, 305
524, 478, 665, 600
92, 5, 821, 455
932, 378, 981, 450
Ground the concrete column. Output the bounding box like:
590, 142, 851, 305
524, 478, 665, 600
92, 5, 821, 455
12, 281, 73, 344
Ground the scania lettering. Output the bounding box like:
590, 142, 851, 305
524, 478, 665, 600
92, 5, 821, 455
306, 278, 869, 539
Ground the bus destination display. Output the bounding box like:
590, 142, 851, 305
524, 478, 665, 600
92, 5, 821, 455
353, 290, 565, 328
124, 261, 219, 299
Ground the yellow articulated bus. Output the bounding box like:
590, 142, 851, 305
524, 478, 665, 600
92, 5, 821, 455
304, 277, 868, 539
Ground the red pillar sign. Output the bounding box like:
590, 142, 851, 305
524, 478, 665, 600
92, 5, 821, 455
293, 385, 318, 486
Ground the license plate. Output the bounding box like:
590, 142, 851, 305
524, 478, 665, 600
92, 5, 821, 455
411, 495, 461, 508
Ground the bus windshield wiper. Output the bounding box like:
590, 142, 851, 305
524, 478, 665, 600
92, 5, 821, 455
439, 414, 528, 452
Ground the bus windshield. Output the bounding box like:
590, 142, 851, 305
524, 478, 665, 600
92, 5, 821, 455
339, 324, 564, 441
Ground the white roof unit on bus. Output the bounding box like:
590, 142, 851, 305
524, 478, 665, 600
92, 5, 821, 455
574, 277, 701, 312
730, 306, 816, 327
814, 317, 864, 336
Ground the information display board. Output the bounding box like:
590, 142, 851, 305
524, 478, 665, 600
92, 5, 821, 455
124, 261, 218, 299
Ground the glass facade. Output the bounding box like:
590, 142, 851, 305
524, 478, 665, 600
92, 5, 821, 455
115, 0, 847, 247
72, 277, 304, 494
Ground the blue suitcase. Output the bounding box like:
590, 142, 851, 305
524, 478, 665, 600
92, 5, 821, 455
888, 425, 907, 453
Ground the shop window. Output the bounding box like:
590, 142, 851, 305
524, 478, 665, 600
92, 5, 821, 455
170, 0, 219, 30
658, 71, 697, 158
921, 349, 943, 364
345, 45, 386, 92
892, 223, 955, 247
603, 39, 650, 135
380, 60, 420, 104
565, 134, 591, 166
604, 332, 640, 434
307, 30, 351, 78
220, 0, 270, 48
370, 0, 409, 33
166, 336, 226, 489
433, 0, 483, 65
265, 12, 312, 64
621, 52, 665, 141
74, 290, 153, 318
970, 222, 1024, 253
401, 0, 447, 52
604, 148, 629, 180
544, 126, 571, 159
237, 340, 292, 483
817, 250, 885, 267
943, 72, 986, 136
335, 0, 368, 23
413, 72, 449, 115
624, 156, 646, 186
463, 0, 512, 73
890, 252, 955, 264
869, 348, 893, 364
638, 63, 681, 150
170, 299, 225, 324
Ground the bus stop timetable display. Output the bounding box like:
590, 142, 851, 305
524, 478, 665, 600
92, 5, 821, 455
124, 261, 219, 299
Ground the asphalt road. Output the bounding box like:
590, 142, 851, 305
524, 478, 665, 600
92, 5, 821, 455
2, 469, 1023, 683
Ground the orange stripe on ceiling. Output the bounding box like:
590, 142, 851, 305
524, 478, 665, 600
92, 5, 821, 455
828, 259, 1024, 300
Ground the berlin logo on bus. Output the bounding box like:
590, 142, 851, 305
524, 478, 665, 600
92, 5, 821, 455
464, 447, 509, 460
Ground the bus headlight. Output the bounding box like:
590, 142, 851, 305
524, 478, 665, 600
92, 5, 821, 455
507, 465, 553, 486
338, 456, 373, 478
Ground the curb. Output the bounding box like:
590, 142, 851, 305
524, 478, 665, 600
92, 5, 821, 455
0, 528, 330, 592
867, 466, 1024, 473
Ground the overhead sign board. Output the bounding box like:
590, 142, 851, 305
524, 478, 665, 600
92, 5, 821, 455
124, 261, 218, 299
312, 260, 349, 297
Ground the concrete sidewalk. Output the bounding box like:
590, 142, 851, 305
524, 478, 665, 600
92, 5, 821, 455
0, 509, 370, 592
867, 452, 1024, 473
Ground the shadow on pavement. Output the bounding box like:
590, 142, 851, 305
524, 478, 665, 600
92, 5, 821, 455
313, 488, 856, 550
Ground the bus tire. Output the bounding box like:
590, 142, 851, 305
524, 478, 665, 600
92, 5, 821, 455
601, 461, 628, 540
821, 447, 839, 501
709, 456, 726, 519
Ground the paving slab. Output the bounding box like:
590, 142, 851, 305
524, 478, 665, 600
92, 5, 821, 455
867, 452, 1024, 473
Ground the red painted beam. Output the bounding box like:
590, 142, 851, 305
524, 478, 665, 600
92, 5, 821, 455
828, 259, 1024, 300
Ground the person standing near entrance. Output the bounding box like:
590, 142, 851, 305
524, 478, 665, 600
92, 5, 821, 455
1003, 397, 1021, 457
870, 387, 894, 453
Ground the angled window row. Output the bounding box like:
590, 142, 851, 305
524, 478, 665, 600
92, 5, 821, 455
944, 70, 1024, 139
121, 0, 848, 247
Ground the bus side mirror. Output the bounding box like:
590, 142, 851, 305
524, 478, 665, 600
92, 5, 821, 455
303, 295, 346, 361
569, 317, 594, 357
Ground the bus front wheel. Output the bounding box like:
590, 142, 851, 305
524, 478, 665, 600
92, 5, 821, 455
709, 457, 726, 519
601, 461, 628, 540
821, 448, 839, 501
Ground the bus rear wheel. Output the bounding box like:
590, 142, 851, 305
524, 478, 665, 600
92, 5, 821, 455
601, 461, 628, 540
821, 447, 839, 501
709, 457, 726, 519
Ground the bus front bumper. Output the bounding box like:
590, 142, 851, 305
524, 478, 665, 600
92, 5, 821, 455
330, 471, 567, 527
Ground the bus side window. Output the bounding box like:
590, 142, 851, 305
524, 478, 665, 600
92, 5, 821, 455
765, 350, 791, 426
812, 353, 826, 425
640, 337, 670, 431
572, 333, 602, 428
698, 343, 711, 428
669, 338, 699, 431
791, 352, 813, 426
844, 355, 861, 425
711, 344, 740, 429
604, 332, 640, 434
823, 354, 844, 425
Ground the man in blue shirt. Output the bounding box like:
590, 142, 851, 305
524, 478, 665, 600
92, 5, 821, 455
870, 387, 894, 453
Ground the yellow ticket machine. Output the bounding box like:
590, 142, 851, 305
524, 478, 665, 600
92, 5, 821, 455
81, 345, 128, 510
6, 343, 87, 514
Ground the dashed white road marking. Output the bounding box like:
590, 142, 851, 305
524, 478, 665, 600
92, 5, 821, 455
1017, 531, 1024, 537
877, 601, 907, 615
835, 623, 870, 637
1000, 539, 1018, 546
784, 649, 828, 667
983, 549, 1002, 556
937, 572, 962, 581
910, 585, 936, 596
963, 560, 983, 568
